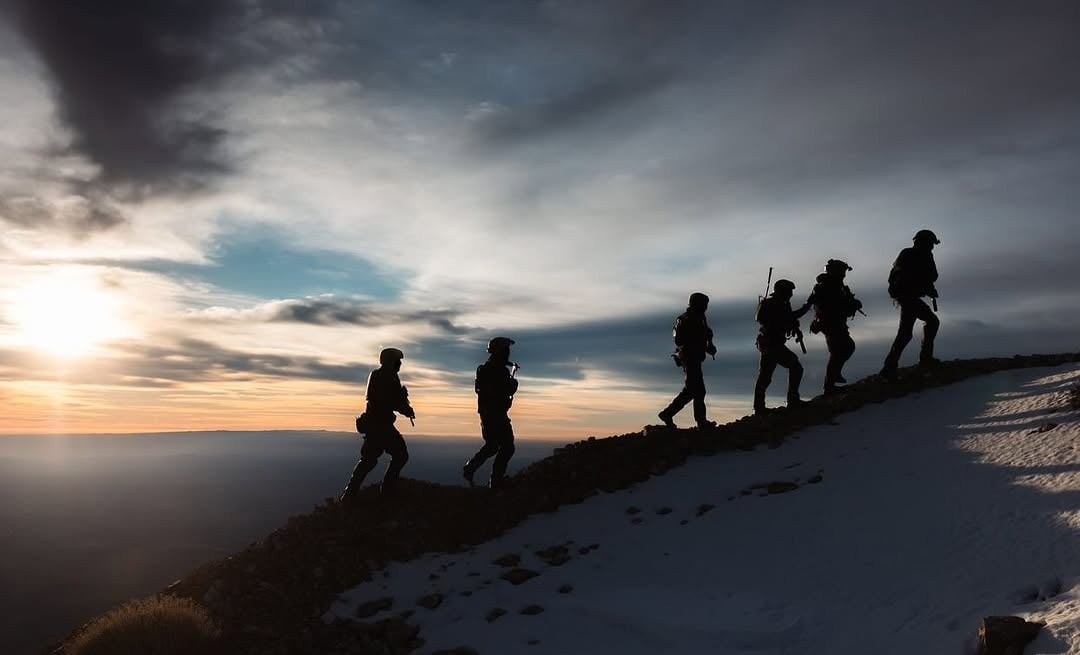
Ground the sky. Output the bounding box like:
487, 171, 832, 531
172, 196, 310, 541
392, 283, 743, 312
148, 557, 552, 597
0, 0, 1078, 438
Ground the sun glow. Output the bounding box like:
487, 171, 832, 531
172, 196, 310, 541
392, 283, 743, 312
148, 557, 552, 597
8, 269, 133, 357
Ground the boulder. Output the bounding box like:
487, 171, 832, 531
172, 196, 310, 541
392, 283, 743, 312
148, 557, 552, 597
976, 616, 1043, 655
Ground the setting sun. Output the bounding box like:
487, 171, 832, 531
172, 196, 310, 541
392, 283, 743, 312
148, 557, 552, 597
8, 269, 132, 357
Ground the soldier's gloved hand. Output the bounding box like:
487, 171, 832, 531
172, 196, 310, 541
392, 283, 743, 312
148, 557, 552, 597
706, 343, 717, 356
854, 299, 863, 310
928, 287, 939, 298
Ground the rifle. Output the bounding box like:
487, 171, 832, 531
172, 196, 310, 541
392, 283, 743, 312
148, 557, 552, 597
508, 361, 520, 408
794, 323, 807, 354
932, 298, 938, 312
402, 385, 416, 426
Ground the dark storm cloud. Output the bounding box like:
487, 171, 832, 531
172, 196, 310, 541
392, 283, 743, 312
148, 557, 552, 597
265, 298, 472, 334
393, 0, 1079, 210
2, 0, 329, 197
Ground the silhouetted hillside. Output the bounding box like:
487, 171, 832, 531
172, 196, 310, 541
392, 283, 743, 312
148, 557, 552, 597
45, 353, 1080, 655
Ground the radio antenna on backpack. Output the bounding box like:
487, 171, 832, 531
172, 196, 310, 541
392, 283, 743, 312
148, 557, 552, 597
756, 267, 773, 315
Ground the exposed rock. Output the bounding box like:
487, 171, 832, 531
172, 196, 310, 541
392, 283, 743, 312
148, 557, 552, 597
354, 597, 393, 619
417, 593, 444, 610
807, 474, 824, 484
500, 568, 539, 585
557, 584, 573, 594
976, 616, 1043, 655
625, 506, 642, 515
655, 507, 673, 515
767, 481, 799, 494
1030, 422, 1058, 434
695, 503, 715, 517
485, 608, 507, 623
432, 647, 479, 655
520, 604, 545, 615
535, 545, 571, 566
492, 553, 520, 567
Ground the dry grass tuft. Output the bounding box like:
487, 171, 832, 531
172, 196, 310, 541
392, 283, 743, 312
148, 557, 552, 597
66, 595, 221, 655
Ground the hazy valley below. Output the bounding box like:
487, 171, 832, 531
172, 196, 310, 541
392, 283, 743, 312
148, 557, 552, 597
0, 431, 562, 655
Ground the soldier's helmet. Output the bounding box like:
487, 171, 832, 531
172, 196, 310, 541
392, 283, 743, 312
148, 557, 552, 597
487, 336, 515, 354
913, 229, 940, 245
825, 259, 852, 272
688, 292, 709, 310
774, 279, 796, 294
379, 347, 405, 366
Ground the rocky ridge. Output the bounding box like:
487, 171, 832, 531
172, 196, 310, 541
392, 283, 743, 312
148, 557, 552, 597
47, 353, 1080, 654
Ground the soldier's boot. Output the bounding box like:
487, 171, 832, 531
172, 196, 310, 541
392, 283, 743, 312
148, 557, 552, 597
878, 365, 899, 382
338, 485, 359, 505
657, 411, 677, 429
823, 384, 844, 396
786, 395, 807, 409
696, 419, 717, 429
918, 356, 941, 368
462, 461, 477, 487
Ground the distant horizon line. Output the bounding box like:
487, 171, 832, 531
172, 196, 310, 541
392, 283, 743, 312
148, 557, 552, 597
0, 428, 570, 442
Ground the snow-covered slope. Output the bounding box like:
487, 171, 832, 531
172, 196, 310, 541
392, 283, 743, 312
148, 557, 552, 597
329, 364, 1080, 654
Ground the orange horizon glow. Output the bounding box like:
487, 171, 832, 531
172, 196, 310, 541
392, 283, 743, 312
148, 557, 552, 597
0, 377, 749, 439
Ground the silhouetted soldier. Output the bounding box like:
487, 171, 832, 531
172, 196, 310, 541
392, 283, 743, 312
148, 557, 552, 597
658, 292, 717, 429
340, 347, 415, 502
464, 337, 519, 489
880, 229, 941, 381
809, 259, 862, 394
754, 279, 811, 415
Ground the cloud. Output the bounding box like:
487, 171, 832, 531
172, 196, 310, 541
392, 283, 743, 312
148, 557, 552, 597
0, 0, 331, 236
192, 296, 475, 334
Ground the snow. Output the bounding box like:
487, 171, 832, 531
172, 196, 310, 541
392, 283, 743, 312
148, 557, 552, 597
328, 365, 1080, 654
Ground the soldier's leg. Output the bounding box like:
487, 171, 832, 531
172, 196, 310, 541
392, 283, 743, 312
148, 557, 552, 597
825, 330, 855, 388
824, 331, 842, 388
914, 299, 940, 363
753, 348, 778, 412
681, 359, 707, 425
839, 332, 855, 379
489, 416, 516, 487
661, 364, 696, 419
774, 346, 804, 402
883, 301, 918, 371
464, 416, 501, 479
342, 436, 384, 498
381, 428, 409, 490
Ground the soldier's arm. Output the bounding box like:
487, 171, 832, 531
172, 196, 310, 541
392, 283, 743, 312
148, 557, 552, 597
397, 378, 416, 417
